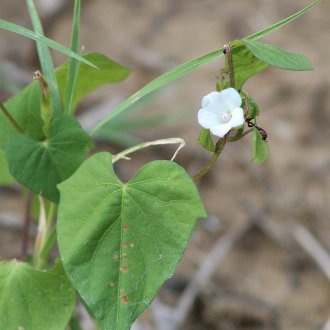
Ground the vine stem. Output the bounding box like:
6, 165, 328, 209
112, 138, 185, 164
193, 138, 226, 182
0, 102, 23, 133
224, 44, 236, 89
21, 191, 33, 259
33, 196, 47, 268
33, 198, 56, 269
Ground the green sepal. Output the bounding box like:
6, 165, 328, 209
241, 91, 260, 120
198, 128, 215, 152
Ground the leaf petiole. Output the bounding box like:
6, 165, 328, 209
0, 102, 23, 133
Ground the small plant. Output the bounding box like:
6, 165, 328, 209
0, 1, 321, 329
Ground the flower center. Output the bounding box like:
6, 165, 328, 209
219, 111, 232, 122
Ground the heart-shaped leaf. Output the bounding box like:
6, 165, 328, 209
57, 152, 206, 329
56, 53, 130, 112
0, 53, 129, 150
0, 260, 75, 330
5, 115, 92, 202
0, 149, 13, 186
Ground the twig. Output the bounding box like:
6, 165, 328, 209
293, 224, 330, 282
170, 220, 253, 329
322, 315, 330, 330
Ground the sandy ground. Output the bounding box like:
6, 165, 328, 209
1, 1, 330, 329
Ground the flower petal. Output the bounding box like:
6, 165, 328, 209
229, 107, 245, 128
219, 88, 242, 109
201, 91, 219, 107
198, 109, 220, 129
201, 91, 227, 114
210, 123, 232, 137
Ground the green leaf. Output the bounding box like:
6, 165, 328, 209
0, 149, 14, 186
0, 82, 44, 149
0, 19, 96, 68
243, 39, 313, 71
230, 40, 269, 90
241, 92, 260, 120
57, 152, 206, 329
64, 0, 81, 114
0, 260, 75, 330
56, 53, 130, 112
89, 0, 321, 135
27, 0, 62, 115
198, 129, 215, 152
5, 115, 92, 203
252, 128, 269, 164
0, 53, 129, 150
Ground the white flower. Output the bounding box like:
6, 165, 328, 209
198, 88, 245, 137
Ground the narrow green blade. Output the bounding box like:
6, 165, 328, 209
64, 0, 81, 114
89, 0, 321, 135
243, 39, 313, 71
0, 19, 96, 68
245, 0, 322, 41
26, 0, 62, 115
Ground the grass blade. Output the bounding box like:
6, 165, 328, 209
26, 0, 62, 115
0, 19, 97, 68
64, 0, 81, 114
89, 0, 321, 136
245, 0, 322, 41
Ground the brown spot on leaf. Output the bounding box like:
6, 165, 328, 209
121, 295, 128, 304
122, 242, 129, 248
123, 224, 129, 231
122, 258, 128, 263
120, 266, 128, 272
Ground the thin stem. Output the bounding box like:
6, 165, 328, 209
33, 196, 47, 268
193, 138, 226, 182
21, 191, 33, 260
227, 128, 254, 142
224, 44, 235, 89
33, 198, 56, 269
112, 138, 185, 164
0, 103, 23, 133
239, 128, 254, 139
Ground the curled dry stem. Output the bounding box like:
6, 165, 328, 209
112, 137, 186, 164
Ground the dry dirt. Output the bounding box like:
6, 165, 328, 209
1, 1, 330, 329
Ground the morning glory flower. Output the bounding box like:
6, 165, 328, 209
198, 88, 245, 137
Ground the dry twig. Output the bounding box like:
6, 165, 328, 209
151, 219, 253, 330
